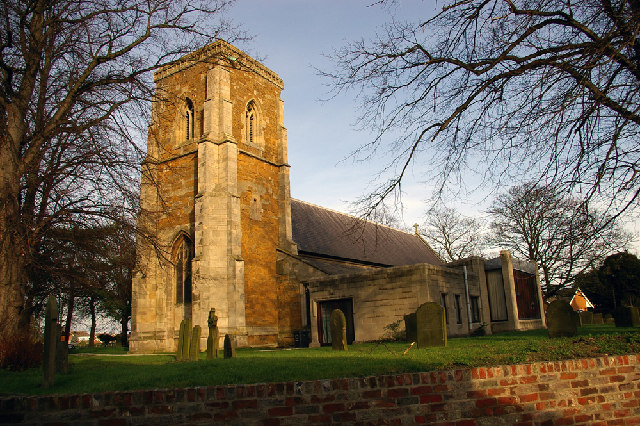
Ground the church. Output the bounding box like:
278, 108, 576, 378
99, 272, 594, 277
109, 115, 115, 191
129, 41, 545, 353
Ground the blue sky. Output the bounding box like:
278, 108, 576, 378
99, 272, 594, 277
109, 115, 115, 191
225, 1, 638, 253
226, 1, 456, 229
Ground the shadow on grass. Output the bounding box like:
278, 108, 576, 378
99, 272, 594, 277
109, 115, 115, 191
2, 326, 638, 396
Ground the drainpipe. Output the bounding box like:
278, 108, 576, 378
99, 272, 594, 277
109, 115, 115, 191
463, 265, 472, 333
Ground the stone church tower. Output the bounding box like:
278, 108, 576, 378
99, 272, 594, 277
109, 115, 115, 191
130, 41, 301, 352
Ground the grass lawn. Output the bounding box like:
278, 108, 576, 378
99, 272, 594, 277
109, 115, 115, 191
1, 325, 639, 396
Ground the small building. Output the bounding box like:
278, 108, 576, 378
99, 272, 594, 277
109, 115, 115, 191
283, 200, 546, 344
570, 288, 595, 312
70, 330, 89, 343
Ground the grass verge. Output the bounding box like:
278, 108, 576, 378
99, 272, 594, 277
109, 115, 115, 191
1, 326, 638, 396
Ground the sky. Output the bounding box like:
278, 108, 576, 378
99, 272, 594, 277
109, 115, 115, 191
224, 1, 640, 253
226, 0, 455, 230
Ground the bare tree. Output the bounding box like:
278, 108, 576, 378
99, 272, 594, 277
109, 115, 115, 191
0, 0, 239, 338
27, 221, 133, 347
422, 206, 486, 262
326, 0, 640, 222
367, 201, 407, 230
488, 183, 632, 298
98, 221, 135, 348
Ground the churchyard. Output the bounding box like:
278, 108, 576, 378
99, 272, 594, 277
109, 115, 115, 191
1, 325, 638, 396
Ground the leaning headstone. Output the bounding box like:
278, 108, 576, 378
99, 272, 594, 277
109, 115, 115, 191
593, 313, 604, 324
546, 300, 579, 337
416, 302, 447, 348
613, 306, 640, 327
182, 318, 192, 361
404, 313, 417, 342
223, 334, 236, 358
330, 309, 347, 351
579, 311, 593, 325
55, 324, 68, 374
176, 320, 186, 361
207, 308, 219, 359
189, 326, 201, 361
43, 295, 58, 388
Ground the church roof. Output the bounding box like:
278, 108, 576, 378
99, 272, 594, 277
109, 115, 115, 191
291, 199, 443, 269
296, 256, 377, 275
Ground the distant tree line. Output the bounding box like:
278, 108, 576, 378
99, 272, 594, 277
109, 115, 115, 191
575, 252, 640, 314
0, 0, 240, 342
30, 221, 135, 347
422, 182, 633, 300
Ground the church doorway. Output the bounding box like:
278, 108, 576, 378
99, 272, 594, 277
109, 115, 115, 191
317, 298, 355, 346
514, 270, 540, 319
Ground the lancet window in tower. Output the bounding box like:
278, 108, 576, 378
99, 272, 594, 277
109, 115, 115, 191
246, 101, 256, 144
185, 98, 194, 140
173, 235, 193, 304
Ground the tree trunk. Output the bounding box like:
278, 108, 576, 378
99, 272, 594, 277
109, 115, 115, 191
542, 266, 552, 299
64, 294, 74, 343
0, 160, 27, 339
0, 248, 28, 338
612, 285, 617, 309
120, 310, 128, 348
89, 298, 97, 348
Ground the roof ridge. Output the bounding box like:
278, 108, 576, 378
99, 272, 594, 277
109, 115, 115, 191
291, 198, 417, 237
414, 230, 446, 264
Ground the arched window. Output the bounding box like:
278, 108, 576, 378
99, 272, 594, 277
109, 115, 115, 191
246, 101, 256, 144
173, 234, 193, 304
185, 98, 194, 140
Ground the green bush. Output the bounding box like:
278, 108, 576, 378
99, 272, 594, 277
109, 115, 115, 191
97, 333, 116, 346
0, 334, 43, 371
383, 319, 405, 341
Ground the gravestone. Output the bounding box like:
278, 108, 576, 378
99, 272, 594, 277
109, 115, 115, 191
207, 308, 219, 359
604, 314, 616, 325
43, 295, 58, 388
223, 334, 236, 358
593, 313, 604, 324
55, 324, 68, 374
404, 313, 417, 342
579, 311, 593, 325
330, 309, 347, 351
176, 320, 186, 361
176, 319, 193, 362
546, 300, 579, 337
189, 326, 201, 361
416, 302, 447, 348
177, 320, 185, 361
182, 319, 192, 361
613, 306, 640, 327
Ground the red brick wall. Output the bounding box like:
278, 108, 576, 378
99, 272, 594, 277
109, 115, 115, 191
2, 354, 639, 425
